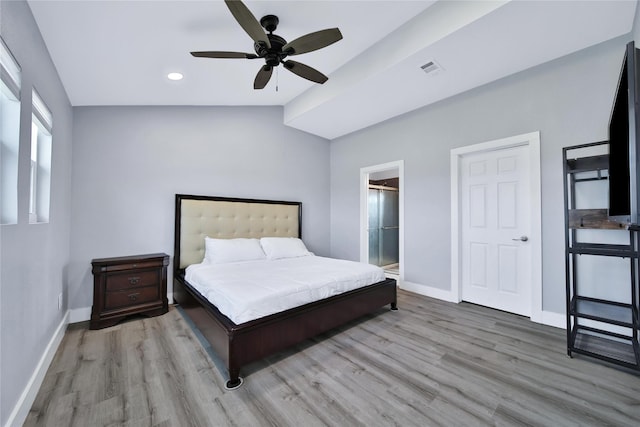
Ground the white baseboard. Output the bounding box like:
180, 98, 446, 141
69, 306, 91, 323
4, 311, 69, 427
400, 280, 459, 303
540, 310, 566, 329
400, 280, 567, 329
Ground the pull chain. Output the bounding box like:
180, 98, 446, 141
276, 67, 279, 92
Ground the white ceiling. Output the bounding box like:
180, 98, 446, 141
27, 0, 637, 139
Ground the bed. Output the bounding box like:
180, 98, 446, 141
173, 194, 398, 389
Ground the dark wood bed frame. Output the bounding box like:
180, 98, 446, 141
173, 194, 397, 389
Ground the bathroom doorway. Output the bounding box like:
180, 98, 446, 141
368, 174, 399, 275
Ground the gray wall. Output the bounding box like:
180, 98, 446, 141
329, 36, 629, 314
634, 0, 640, 43
0, 1, 73, 424
68, 106, 330, 310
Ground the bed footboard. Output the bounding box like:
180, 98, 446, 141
174, 275, 397, 389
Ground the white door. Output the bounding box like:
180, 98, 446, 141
460, 144, 531, 316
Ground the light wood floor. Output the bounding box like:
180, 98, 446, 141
26, 290, 640, 426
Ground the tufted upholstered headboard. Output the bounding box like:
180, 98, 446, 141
174, 194, 301, 272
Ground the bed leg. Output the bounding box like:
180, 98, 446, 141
390, 302, 398, 311
225, 369, 243, 391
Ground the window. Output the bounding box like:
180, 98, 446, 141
0, 37, 21, 225
29, 89, 52, 224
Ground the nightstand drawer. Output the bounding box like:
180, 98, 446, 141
104, 260, 161, 273
106, 270, 160, 291
104, 286, 159, 311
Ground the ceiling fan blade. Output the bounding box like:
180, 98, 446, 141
283, 60, 328, 84
191, 51, 258, 59
254, 65, 273, 89
224, 0, 271, 49
282, 28, 343, 55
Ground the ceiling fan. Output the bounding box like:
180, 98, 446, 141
191, 0, 343, 89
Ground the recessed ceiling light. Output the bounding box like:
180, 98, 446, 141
167, 72, 183, 81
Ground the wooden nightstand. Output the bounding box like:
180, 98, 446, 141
90, 253, 169, 329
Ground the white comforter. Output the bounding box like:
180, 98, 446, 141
185, 256, 386, 324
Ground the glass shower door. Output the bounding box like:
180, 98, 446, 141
368, 189, 381, 265
368, 188, 399, 267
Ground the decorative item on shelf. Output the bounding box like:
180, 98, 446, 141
90, 253, 169, 330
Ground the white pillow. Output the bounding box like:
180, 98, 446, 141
260, 237, 312, 260
204, 237, 266, 264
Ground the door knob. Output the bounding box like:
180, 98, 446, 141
512, 236, 528, 242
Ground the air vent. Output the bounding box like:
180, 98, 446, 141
420, 60, 442, 75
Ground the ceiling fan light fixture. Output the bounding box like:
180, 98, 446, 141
167, 72, 184, 81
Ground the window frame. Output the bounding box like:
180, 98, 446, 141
0, 36, 22, 225
29, 89, 53, 224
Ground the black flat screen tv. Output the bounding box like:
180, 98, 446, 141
609, 41, 640, 224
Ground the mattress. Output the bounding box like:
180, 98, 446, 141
184, 255, 386, 324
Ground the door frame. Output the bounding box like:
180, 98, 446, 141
360, 160, 405, 282
450, 132, 542, 322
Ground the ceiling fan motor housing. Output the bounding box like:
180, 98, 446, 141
255, 33, 288, 66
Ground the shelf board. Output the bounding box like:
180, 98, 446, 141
571, 330, 638, 367
568, 244, 636, 257
568, 209, 630, 230
571, 297, 636, 327
566, 154, 608, 173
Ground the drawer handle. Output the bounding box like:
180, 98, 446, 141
128, 277, 140, 285
128, 293, 140, 301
